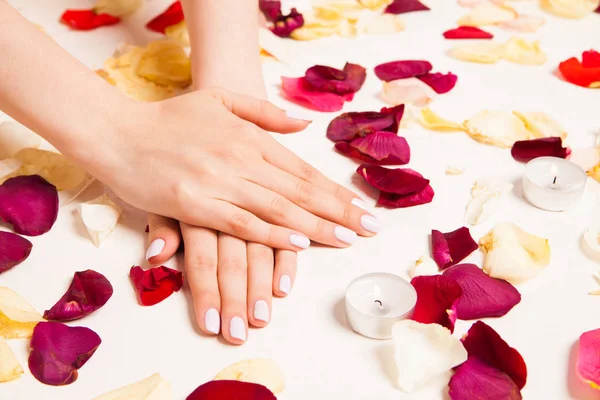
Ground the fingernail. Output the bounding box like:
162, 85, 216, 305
285, 109, 313, 122
289, 233, 310, 249
253, 300, 270, 322
361, 215, 381, 234
230, 316, 246, 341
352, 198, 370, 211
334, 226, 357, 245
279, 275, 292, 294
204, 308, 220, 335
145, 238, 165, 260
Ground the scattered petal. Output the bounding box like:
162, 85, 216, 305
410, 275, 462, 331
259, 28, 293, 64
498, 14, 545, 32
0, 287, 43, 339
558, 51, 600, 88
214, 358, 284, 394
259, 0, 282, 22
136, 40, 192, 88
94, 0, 143, 17
418, 72, 458, 94
305, 63, 366, 94
446, 166, 464, 175
130, 266, 183, 306
359, 0, 394, 9
0, 337, 23, 382
326, 105, 405, 142
80, 194, 122, 247
449, 42, 506, 64
513, 111, 568, 140
290, 18, 343, 41
281, 77, 350, 112
457, 3, 517, 26
187, 380, 276, 400
465, 178, 513, 225
378, 183, 435, 208
463, 110, 533, 148
583, 50, 600, 68
60, 9, 120, 30
503, 37, 547, 65
356, 13, 406, 34
381, 78, 437, 107
92, 373, 172, 400
511, 137, 570, 163
374, 60, 433, 82
431, 227, 479, 270
0, 121, 42, 161
146, 1, 183, 33
0, 231, 32, 275
336, 132, 410, 165
443, 26, 494, 39
449, 357, 522, 400
270, 8, 304, 38
540, 0, 599, 19
418, 108, 464, 131
581, 227, 600, 263
164, 20, 189, 46
408, 256, 439, 279
577, 328, 600, 389
385, 0, 430, 14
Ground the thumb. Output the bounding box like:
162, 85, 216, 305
207, 87, 312, 134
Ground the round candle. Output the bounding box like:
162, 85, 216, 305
523, 157, 587, 212
345, 273, 417, 340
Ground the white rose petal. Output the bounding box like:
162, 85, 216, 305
0, 337, 23, 382
92, 373, 172, 400
214, 358, 285, 394
0, 287, 43, 339
465, 178, 513, 225
408, 256, 439, 279
582, 228, 600, 263
463, 110, 534, 148
80, 194, 122, 247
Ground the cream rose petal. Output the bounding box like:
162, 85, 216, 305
570, 148, 600, 172
479, 222, 551, 283
0, 337, 23, 382
80, 194, 122, 247
588, 164, 600, 183
214, 358, 285, 394
463, 110, 534, 148
290, 18, 342, 40
0, 287, 43, 339
589, 275, 600, 295
357, 12, 405, 34
457, 3, 517, 26
465, 178, 513, 225
381, 78, 437, 107
448, 42, 506, 64
392, 320, 468, 393
418, 108, 465, 131
164, 21, 190, 47
259, 28, 294, 64
92, 373, 172, 400
358, 0, 393, 9
0, 121, 42, 161
540, 0, 599, 19
503, 37, 547, 65
408, 256, 439, 279
582, 228, 600, 263
94, 0, 144, 17
513, 111, 567, 140
446, 166, 464, 175
498, 14, 545, 32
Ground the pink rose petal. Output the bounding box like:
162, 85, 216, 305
443, 26, 494, 39
43, 270, 113, 321
28, 321, 101, 386
385, 0, 430, 14
511, 137, 571, 163
374, 60, 433, 82
281, 77, 351, 112
0, 175, 59, 236
442, 264, 521, 320
410, 275, 462, 332
449, 357, 522, 400
187, 380, 276, 400
431, 227, 478, 270
305, 63, 366, 95
381, 78, 437, 107
130, 265, 183, 306
336, 131, 410, 165
577, 328, 600, 389
418, 72, 458, 94
259, 0, 282, 22
0, 231, 32, 274
326, 105, 405, 142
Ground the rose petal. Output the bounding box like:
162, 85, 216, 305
29, 322, 101, 386
392, 320, 468, 393
136, 40, 192, 88
270, 8, 304, 38
540, 0, 599, 19
381, 78, 437, 107
384, 0, 430, 14
410, 275, 462, 332
130, 266, 183, 306
461, 321, 527, 389
503, 37, 547, 65
80, 194, 122, 247
378, 183, 435, 208
214, 358, 285, 394
442, 264, 521, 319
588, 164, 600, 182
60, 9, 120, 30
187, 380, 276, 400
259, 0, 282, 22
465, 178, 513, 225
431, 227, 479, 269
359, 0, 394, 9
511, 137, 570, 163
289, 18, 344, 41
374, 60, 433, 81
0, 121, 42, 161
577, 328, 600, 389
326, 104, 405, 142
457, 3, 517, 26
344, 131, 411, 165
418, 72, 458, 94
581, 227, 600, 263
463, 110, 534, 148
449, 42, 506, 63
0, 175, 59, 236
0, 231, 32, 274
356, 13, 406, 34
281, 77, 352, 112
0, 337, 23, 382
418, 108, 465, 131
43, 270, 113, 322
449, 357, 522, 400
92, 373, 172, 400
357, 164, 428, 194
305, 63, 366, 95
408, 256, 439, 279
94, 0, 143, 17
443, 26, 494, 39
498, 14, 545, 32
146, 1, 183, 33
559, 52, 600, 88
0, 287, 43, 339
583, 50, 600, 68
513, 111, 568, 140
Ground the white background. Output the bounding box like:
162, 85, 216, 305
1, 0, 600, 399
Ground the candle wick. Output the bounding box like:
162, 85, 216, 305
374, 300, 383, 307
553, 176, 557, 185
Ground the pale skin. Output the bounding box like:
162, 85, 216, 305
0, 0, 380, 344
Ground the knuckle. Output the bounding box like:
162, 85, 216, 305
269, 195, 288, 219
299, 161, 315, 181
295, 180, 316, 206
249, 245, 274, 266
228, 212, 253, 235
315, 218, 328, 238
187, 254, 218, 274
342, 203, 353, 226
219, 255, 247, 276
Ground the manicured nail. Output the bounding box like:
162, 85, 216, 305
285, 109, 313, 122
289, 233, 310, 249
204, 308, 220, 335
230, 317, 246, 341
334, 226, 357, 245
145, 238, 165, 260
352, 198, 371, 211
361, 215, 381, 234
253, 300, 270, 322
279, 275, 292, 294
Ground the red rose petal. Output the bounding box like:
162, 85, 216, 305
326, 105, 405, 142
442, 264, 521, 320
259, 0, 282, 22
0, 175, 59, 236
130, 265, 183, 306
378, 183, 434, 208
385, 0, 430, 14
582, 50, 600, 68
577, 328, 600, 388
28, 322, 101, 386
374, 60, 433, 82
357, 165, 429, 194
431, 227, 478, 270
558, 52, 600, 88
410, 275, 462, 332
270, 8, 304, 38
511, 137, 571, 163
0, 231, 32, 274
60, 9, 120, 30
305, 63, 366, 95
44, 270, 113, 321
187, 380, 276, 400
281, 77, 352, 112
462, 321, 528, 389
336, 132, 410, 165
146, 1, 183, 33
443, 26, 494, 40
418, 72, 458, 94
449, 357, 522, 400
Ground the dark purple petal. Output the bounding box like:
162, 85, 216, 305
449, 357, 522, 400
431, 227, 478, 270
418, 72, 458, 94
0, 231, 32, 274
378, 184, 434, 208
281, 77, 351, 112
326, 104, 405, 142
357, 165, 429, 194
270, 8, 304, 38
44, 270, 113, 321
410, 275, 462, 332
187, 380, 276, 400
385, 0, 430, 14
259, 0, 282, 22
510, 137, 571, 163
374, 60, 432, 82
305, 63, 366, 95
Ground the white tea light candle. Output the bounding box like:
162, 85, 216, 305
523, 157, 587, 212
345, 273, 417, 339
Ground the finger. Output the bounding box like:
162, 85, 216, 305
207, 87, 312, 133
180, 223, 221, 336
146, 214, 182, 265
246, 243, 274, 328
218, 233, 249, 345
273, 250, 297, 298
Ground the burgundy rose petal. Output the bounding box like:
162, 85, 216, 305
431, 227, 478, 269
0, 175, 59, 236
582, 50, 600, 68
130, 265, 183, 306
326, 104, 405, 142
511, 137, 571, 163
357, 165, 429, 194
0, 231, 32, 274
259, 0, 282, 22
305, 63, 367, 95
443, 26, 494, 40
410, 275, 462, 332
350, 132, 410, 164
146, 1, 183, 33
374, 60, 433, 82
378, 184, 434, 208
281, 77, 351, 112
270, 8, 304, 38
418, 72, 458, 94
28, 321, 101, 386
187, 380, 276, 400
462, 321, 528, 389
43, 270, 113, 321
449, 357, 522, 400
385, 0, 430, 14
442, 264, 521, 320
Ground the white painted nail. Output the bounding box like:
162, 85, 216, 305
279, 275, 292, 294
145, 238, 165, 260
285, 109, 313, 122
289, 234, 310, 249
334, 226, 357, 245
351, 198, 370, 211
361, 215, 381, 233
204, 308, 220, 335
253, 300, 270, 322
230, 317, 246, 341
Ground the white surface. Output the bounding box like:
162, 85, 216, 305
1, 0, 600, 399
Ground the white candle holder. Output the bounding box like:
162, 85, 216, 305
345, 273, 417, 340
523, 157, 587, 212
